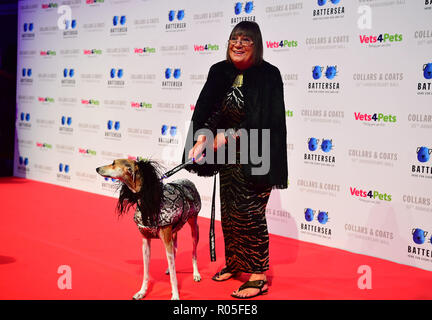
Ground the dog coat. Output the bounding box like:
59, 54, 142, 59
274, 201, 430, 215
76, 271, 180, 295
133, 179, 201, 238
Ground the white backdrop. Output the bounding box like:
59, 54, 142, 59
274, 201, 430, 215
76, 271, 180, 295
14, 0, 432, 271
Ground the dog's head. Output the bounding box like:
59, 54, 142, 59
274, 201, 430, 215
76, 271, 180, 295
96, 159, 140, 193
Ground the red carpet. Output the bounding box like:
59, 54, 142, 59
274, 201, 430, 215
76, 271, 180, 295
1, 177, 431, 300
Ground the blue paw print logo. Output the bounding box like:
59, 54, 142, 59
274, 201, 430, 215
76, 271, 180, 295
423, 63, 432, 80
22, 68, 32, 77
107, 120, 120, 131
20, 112, 31, 122
317, 211, 329, 224
61, 116, 72, 126
104, 177, 117, 182
412, 228, 428, 245
321, 139, 333, 153
417, 146, 431, 163
304, 208, 315, 222
318, 0, 341, 5
325, 66, 337, 80
312, 66, 323, 80
161, 125, 177, 137
110, 68, 124, 79
19, 156, 29, 166
23, 22, 34, 32
165, 68, 181, 79
59, 163, 70, 173
63, 68, 74, 78
113, 15, 126, 26
234, 2, 254, 15
64, 19, 77, 29
308, 137, 319, 151
168, 10, 185, 21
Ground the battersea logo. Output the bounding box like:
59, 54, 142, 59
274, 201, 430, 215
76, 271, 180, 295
166, 10, 186, 31
162, 68, 182, 89
232, 2, 256, 24
61, 68, 76, 86
159, 125, 179, 145
418, 63, 432, 95
57, 163, 71, 182
108, 68, 125, 87
304, 137, 336, 166
18, 112, 31, 129
408, 228, 432, 262
17, 156, 30, 173
313, 0, 344, 19
105, 120, 122, 139
349, 187, 392, 202
309, 65, 340, 92
59, 116, 73, 134
22, 22, 35, 39
58, 163, 70, 173
110, 15, 127, 35
63, 19, 78, 38
301, 208, 332, 238
20, 68, 33, 85
411, 146, 432, 178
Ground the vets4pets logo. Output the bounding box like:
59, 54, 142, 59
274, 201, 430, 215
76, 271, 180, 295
354, 111, 396, 127
349, 186, 392, 203
411, 146, 432, 179
304, 137, 336, 167
301, 208, 332, 240
266, 39, 298, 52
308, 65, 340, 94
359, 32, 403, 48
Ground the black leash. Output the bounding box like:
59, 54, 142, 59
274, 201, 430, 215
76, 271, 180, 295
159, 155, 217, 262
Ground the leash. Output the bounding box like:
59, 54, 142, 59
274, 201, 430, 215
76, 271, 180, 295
159, 154, 217, 262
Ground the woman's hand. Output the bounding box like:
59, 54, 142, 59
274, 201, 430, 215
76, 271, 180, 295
188, 135, 207, 163
213, 132, 227, 151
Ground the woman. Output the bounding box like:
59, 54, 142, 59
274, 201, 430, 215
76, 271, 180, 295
183, 21, 288, 299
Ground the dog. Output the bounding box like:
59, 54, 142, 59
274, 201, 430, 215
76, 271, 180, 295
96, 159, 201, 300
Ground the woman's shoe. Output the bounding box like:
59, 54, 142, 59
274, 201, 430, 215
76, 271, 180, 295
212, 267, 237, 282
231, 280, 268, 299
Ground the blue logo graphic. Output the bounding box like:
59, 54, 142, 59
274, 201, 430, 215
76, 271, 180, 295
104, 177, 117, 182
22, 68, 32, 77
161, 125, 177, 137
308, 137, 319, 151
417, 146, 431, 163
321, 139, 333, 153
107, 120, 120, 131
23, 23, 34, 32
64, 19, 77, 29
412, 228, 428, 245
423, 63, 432, 80
20, 112, 30, 122
110, 68, 124, 79
19, 156, 29, 166
63, 68, 74, 78
312, 66, 323, 80
318, 0, 341, 5
61, 116, 72, 126
168, 10, 185, 21
325, 66, 337, 80
317, 211, 329, 224
234, 2, 254, 15
59, 163, 70, 173
304, 208, 315, 222
165, 68, 181, 79
113, 15, 126, 26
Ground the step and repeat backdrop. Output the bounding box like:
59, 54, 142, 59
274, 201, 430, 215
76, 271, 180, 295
15, 0, 432, 271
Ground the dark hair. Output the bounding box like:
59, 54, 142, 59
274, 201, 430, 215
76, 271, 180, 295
116, 160, 163, 226
226, 21, 263, 66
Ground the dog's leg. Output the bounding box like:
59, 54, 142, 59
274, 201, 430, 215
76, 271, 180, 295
165, 232, 177, 275
133, 237, 151, 300
159, 226, 179, 300
188, 216, 201, 282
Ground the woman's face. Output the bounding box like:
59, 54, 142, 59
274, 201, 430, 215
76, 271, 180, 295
228, 34, 254, 70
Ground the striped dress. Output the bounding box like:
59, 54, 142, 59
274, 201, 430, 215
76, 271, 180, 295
219, 74, 272, 273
